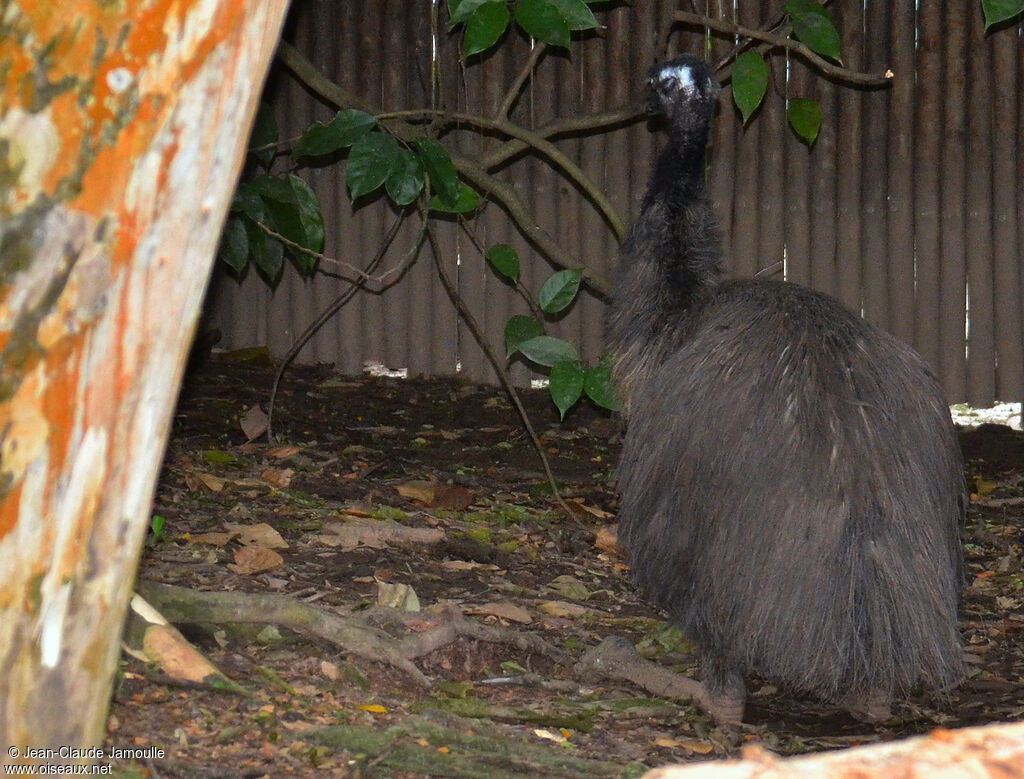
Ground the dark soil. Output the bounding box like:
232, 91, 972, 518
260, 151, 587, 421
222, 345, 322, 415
106, 352, 1024, 778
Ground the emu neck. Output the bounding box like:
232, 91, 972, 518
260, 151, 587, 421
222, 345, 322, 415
645, 124, 710, 209
633, 118, 722, 310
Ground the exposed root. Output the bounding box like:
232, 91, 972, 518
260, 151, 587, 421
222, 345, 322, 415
135, 581, 570, 691
577, 635, 741, 725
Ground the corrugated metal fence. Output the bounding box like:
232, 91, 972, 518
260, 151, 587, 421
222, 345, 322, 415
206, 0, 1024, 406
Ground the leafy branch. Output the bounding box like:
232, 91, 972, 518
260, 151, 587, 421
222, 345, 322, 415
275, 41, 626, 294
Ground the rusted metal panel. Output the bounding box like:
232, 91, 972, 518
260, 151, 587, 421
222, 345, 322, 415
727, 0, 765, 280
808, 68, 838, 295
783, 54, 813, 289
833, 0, 864, 316
912, 0, 944, 374
860, 0, 890, 331
886, 0, 916, 346
989, 17, 1022, 403
939, 0, 970, 401
964, 2, 996, 405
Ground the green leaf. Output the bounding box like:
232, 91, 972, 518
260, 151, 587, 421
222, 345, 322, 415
549, 360, 584, 420
245, 218, 284, 282
246, 173, 295, 204
486, 244, 520, 283
464, 1, 510, 56
414, 138, 461, 206
787, 98, 822, 146
449, 0, 494, 25
583, 359, 618, 411
538, 268, 583, 314
249, 102, 278, 169
982, 0, 1024, 28
218, 215, 250, 275
504, 315, 544, 357
732, 51, 768, 124
231, 185, 267, 222
548, 0, 599, 30
786, 0, 842, 63
385, 148, 425, 206
429, 182, 479, 213
517, 335, 579, 367
294, 109, 377, 157
254, 174, 325, 256
514, 0, 571, 48
347, 131, 402, 200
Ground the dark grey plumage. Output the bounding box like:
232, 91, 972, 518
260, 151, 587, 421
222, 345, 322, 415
609, 55, 964, 723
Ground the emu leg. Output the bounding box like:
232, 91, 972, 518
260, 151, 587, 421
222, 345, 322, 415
701, 657, 746, 726
840, 690, 892, 722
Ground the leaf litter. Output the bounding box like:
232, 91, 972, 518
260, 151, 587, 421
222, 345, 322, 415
107, 356, 1024, 777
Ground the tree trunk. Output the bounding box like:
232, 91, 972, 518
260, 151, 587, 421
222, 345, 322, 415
0, 0, 290, 758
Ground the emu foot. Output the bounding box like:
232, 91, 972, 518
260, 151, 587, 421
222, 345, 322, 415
839, 690, 892, 722
577, 636, 743, 726
700, 681, 745, 727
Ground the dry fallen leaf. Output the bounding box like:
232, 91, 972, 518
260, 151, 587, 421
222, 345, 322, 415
321, 661, 341, 681
376, 580, 421, 612
470, 601, 532, 624
593, 525, 619, 554
533, 728, 568, 743
315, 518, 443, 551
395, 480, 436, 504
537, 600, 588, 618
191, 531, 237, 547
356, 704, 388, 714
228, 545, 283, 574
569, 499, 614, 520
440, 560, 498, 572
223, 522, 288, 549
267, 445, 302, 459
195, 472, 226, 493
260, 468, 294, 488
141, 624, 224, 684
433, 485, 474, 510
240, 404, 269, 441
654, 736, 715, 754
544, 575, 590, 600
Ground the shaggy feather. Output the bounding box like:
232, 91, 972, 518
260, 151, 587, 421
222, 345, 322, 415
610, 55, 964, 718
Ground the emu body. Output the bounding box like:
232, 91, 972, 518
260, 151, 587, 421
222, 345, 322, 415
610, 55, 964, 724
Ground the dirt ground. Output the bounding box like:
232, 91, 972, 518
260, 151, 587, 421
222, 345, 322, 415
106, 351, 1024, 778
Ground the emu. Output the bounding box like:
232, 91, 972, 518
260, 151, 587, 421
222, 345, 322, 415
609, 54, 964, 725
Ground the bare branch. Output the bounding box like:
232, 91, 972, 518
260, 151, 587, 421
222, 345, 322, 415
478, 106, 646, 178
498, 42, 547, 119
674, 11, 894, 86
420, 212, 576, 518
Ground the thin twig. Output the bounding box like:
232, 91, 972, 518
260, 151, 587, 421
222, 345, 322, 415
479, 106, 646, 170
674, 10, 893, 85
420, 212, 575, 518
266, 215, 424, 441
498, 42, 548, 119
252, 221, 411, 289
456, 219, 544, 321
449, 152, 612, 297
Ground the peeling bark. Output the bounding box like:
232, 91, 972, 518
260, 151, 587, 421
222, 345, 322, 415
0, 0, 290, 755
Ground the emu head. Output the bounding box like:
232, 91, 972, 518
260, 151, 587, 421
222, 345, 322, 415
647, 55, 720, 133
